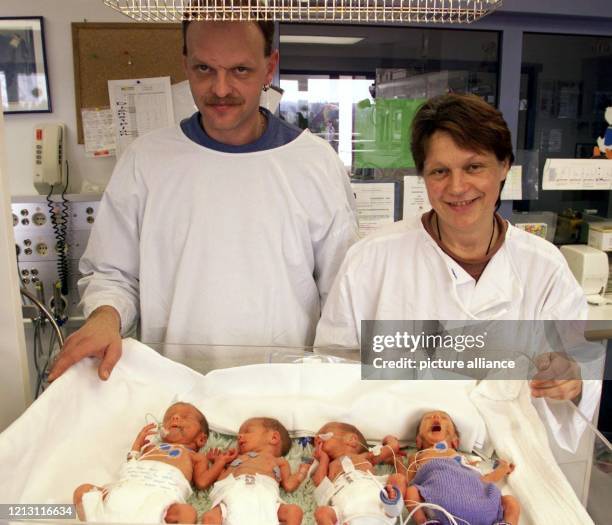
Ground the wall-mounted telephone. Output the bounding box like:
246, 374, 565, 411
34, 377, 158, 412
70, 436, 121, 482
33, 123, 66, 194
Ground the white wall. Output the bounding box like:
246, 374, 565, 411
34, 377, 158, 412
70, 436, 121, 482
1, 0, 131, 196
0, 87, 31, 432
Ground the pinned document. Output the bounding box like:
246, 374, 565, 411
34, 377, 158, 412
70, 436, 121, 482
543, 159, 612, 190
108, 76, 175, 158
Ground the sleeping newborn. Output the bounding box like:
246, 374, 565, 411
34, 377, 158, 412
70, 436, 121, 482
310, 421, 407, 525
402, 410, 520, 525
202, 417, 310, 525
74, 402, 213, 523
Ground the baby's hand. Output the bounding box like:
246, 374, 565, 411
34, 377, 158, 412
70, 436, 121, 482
494, 459, 515, 477
382, 435, 401, 454
206, 448, 221, 461
218, 448, 239, 465
296, 462, 310, 481
313, 441, 329, 463
131, 423, 158, 451
384, 484, 398, 500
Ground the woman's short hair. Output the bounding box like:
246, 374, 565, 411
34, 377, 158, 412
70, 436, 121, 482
411, 93, 515, 174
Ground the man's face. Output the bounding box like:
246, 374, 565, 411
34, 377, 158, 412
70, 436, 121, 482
183, 21, 279, 143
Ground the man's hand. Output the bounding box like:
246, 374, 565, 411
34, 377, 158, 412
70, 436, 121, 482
48, 306, 122, 382
530, 352, 582, 402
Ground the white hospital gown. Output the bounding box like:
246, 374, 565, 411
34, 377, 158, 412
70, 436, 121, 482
315, 217, 602, 452
78, 125, 358, 346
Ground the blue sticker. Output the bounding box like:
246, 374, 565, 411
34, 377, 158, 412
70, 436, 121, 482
168, 449, 181, 457
298, 437, 313, 447
160, 444, 171, 450
434, 442, 447, 451
454, 456, 462, 463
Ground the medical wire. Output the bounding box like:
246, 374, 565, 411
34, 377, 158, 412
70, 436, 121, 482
35, 322, 57, 397
327, 440, 470, 525
402, 499, 471, 525
561, 399, 612, 452
19, 287, 65, 347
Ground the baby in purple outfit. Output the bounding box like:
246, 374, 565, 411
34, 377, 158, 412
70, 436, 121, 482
389, 410, 520, 525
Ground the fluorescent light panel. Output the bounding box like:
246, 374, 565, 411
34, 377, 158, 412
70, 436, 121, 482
280, 36, 364, 45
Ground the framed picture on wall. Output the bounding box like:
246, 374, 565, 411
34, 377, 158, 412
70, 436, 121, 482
0, 17, 51, 113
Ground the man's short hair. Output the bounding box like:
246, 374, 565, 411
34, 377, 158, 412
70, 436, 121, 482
251, 417, 292, 456
182, 0, 275, 56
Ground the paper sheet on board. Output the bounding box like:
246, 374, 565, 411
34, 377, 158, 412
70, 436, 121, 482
81, 107, 116, 158
403, 175, 431, 219
543, 158, 612, 190
171, 80, 197, 124
351, 182, 396, 238
108, 76, 175, 158
501, 165, 523, 200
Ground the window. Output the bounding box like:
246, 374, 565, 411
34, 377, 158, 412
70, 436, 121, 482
518, 33, 612, 217
279, 24, 500, 175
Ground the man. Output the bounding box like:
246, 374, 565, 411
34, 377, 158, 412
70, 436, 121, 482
49, 19, 358, 381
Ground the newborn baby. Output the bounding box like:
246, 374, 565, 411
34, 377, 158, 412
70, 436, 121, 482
74, 402, 213, 523
202, 417, 309, 525
404, 410, 520, 525
311, 421, 407, 525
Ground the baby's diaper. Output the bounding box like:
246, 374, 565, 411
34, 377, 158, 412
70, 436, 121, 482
82, 460, 192, 523
209, 473, 281, 525
331, 471, 397, 525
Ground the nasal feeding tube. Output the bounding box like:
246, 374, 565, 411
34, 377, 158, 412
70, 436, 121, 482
144, 413, 170, 448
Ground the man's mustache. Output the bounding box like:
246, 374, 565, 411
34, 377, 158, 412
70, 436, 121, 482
204, 96, 244, 106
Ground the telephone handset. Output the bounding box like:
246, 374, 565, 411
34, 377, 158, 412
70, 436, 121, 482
33, 123, 66, 194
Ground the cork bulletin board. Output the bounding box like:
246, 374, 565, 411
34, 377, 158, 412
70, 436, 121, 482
72, 23, 186, 143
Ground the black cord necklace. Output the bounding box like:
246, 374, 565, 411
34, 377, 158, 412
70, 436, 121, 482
435, 213, 496, 256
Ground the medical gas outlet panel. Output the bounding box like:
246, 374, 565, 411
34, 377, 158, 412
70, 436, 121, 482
12, 194, 101, 319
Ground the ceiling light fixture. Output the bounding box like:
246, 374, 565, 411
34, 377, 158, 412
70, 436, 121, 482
103, 1, 503, 24
280, 35, 363, 44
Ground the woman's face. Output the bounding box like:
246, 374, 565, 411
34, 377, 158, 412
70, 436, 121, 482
423, 131, 509, 237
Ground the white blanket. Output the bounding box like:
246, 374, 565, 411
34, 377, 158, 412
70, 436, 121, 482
184, 359, 488, 451
471, 381, 594, 525
0, 339, 202, 504
0, 338, 594, 525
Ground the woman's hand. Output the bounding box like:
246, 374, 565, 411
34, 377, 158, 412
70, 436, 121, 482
530, 352, 582, 402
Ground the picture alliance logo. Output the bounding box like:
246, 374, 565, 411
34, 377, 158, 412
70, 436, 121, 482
371, 331, 487, 353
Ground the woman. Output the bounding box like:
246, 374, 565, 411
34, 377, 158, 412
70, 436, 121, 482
315, 93, 598, 450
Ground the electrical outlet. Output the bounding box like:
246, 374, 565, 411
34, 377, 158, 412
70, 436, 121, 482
35, 242, 49, 256
31, 212, 47, 226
